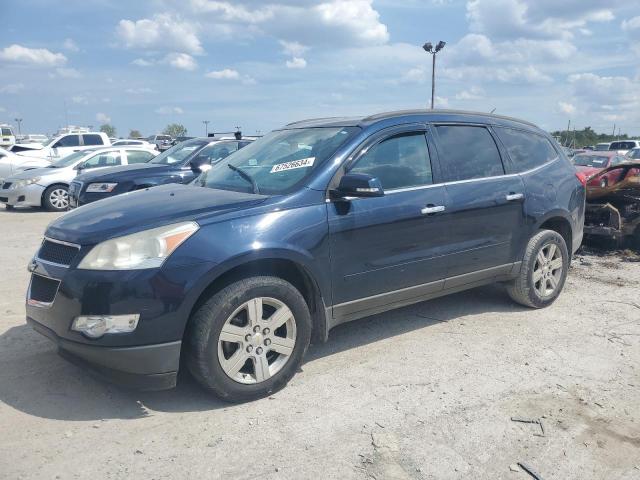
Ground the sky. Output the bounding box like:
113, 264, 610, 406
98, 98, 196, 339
1, 0, 639, 138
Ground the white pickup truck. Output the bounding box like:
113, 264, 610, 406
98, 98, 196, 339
12, 132, 111, 161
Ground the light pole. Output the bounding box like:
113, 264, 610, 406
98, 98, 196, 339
422, 41, 446, 109
14, 118, 23, 136
203, 120, 210, 136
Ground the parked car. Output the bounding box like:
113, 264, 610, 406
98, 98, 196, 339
626, 148, 640, 160
11, 132, 111, 161
0, 124, 16, 148
112, 139, 154, 148
16, 134, 49, 144
1, 147, 156, 211
573, 151, 627, 187
594, 142, 610, 151
148, 134, 173, 151
68, 138, 252, 208
25, 110, 585, 401
609, 140, 640, 155
0, 147, 52, 182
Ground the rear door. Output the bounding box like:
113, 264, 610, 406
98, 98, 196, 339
432, 124, 526, 281
328, 125, 450, 319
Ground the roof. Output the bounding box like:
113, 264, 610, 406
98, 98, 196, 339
284, 109, 540, 131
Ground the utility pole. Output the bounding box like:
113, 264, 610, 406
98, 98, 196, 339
14, 118, 23, 136
422, 41, 446, 109
202, 120, 210, 136
611, 123, 616, 138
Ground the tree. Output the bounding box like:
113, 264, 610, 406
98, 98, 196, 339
129, 129, 142, 139
100, 124, 116, 138
162, 123, 187, 138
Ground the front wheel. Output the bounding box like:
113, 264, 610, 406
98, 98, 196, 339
43, 184, 69, 211
506, 229, 569, 308
185, 276, 312, 402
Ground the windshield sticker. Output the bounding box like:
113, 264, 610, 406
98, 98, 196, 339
270, 157, 315, 173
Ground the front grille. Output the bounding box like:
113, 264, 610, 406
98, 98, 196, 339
29, 275, 60, 304
1, 182, 12, 190
37, 239, 80, 266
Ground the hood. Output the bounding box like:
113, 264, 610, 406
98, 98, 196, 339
75, 162, 179, 182
7, 165, 63, 180
46, 184, 268, 245
13, 143, 44, 151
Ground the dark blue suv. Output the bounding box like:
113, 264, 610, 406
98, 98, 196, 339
26, 110, 585, 401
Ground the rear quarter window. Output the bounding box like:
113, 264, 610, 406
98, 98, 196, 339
494, 128, 558, 173
83, 134, 105, 146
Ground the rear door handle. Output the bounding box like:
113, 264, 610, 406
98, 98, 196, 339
421, 205, 446, 215
506, 193, 524, 201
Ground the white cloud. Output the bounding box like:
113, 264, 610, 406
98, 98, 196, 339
0, 44, 67, 66
315, 0, 388, 45
63, 38, 79, 52
50, 67, 81, 78
622, 16, 640, 54
280, 40, 309, 57
455, 86, 485, 100
558, 101, 576, 115
96, 112, 111, 124
398, 66, 427, 84
71, 95, 89, 105
116, 14, 203, 54
132, 58, 154, 67
163, 52, 198, 70
434, 96, 449, 108
286, 57, 307, 69
125, 87, 154, 94
205, 68, 240, 79
0, 83, 25, 94
155, 106, 184, 115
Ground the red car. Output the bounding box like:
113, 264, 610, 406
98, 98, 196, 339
573, 151, 627, 188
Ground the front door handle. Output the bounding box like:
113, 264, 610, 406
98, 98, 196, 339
506, 193, 524, 201
421, 205, 446, 215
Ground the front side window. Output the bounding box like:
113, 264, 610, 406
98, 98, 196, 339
495, 128, 558, 173
51, 150, 90, 168
54, 135, 80, 148
199, 127, 359, 195
83, 151, 122, 168
126, 150, 155, 164
83, 134, 104, 146
349, 132, 432, 190
1, 128, 12, 136
435, 125, 504, 181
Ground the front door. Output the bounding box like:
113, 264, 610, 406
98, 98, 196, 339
328, 127, 449, 320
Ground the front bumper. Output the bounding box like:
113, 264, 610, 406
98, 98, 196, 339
0, 182, 44, 207
28, 317, 180, 390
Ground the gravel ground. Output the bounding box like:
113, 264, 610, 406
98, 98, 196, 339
0, 208, 638, 479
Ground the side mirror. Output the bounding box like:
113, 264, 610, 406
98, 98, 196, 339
74, 162, 85, 171
332, 172, 384, 198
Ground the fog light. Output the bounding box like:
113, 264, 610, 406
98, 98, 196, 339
72, 314, 140, 338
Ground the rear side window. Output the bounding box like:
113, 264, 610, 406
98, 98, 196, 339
610, 141, 637, 150
83, 134, 104, 146
54, 135, 80, 147
126, 150, 155, 164
495, 128, 558, 173
435, 125, 503, 181
1, 128, 12, 136
350, 132, 433, 190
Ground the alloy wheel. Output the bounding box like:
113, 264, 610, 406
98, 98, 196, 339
217, 297, 297, 384
532, 243, 563, 297
49, 188, 69, 210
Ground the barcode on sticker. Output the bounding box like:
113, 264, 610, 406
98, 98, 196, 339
270, 157, 315, 173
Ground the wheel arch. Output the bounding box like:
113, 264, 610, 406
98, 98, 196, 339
183, 253, 329, 347
537, 213, 573, 256
40, 182, 70, 204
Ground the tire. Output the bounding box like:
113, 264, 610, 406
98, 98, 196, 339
185, 276, 312, 402
506, 229, 569, 308
42, 184, 69, 211
4, 204, 14, 211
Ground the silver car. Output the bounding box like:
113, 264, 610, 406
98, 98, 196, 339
0, 147, 157, 211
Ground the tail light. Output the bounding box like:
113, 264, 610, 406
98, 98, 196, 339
575, 172, 588, 186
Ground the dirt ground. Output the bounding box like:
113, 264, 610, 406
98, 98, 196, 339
0, 208, 638, 480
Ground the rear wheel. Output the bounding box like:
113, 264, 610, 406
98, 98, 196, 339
4, 204, 14, 211
507, 229, 569, 308
186, 276, 312, 402
43, 184, 69, 211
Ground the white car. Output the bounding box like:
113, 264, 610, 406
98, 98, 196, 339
11, 132, 111, 161
0, 147, 157, 211
608, 140, 640, 155
594, 142, 610, 151
0, 124, 16, 149
0, 147, 53, 182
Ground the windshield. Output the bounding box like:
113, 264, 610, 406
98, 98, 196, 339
50, 150, 92, 168
573, 154, 610, 167
150, 139, 207, 165
197, 127, 359, 195
41, 137, 59, 147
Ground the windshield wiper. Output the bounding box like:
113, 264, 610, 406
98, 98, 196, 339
227, 164, 260, 194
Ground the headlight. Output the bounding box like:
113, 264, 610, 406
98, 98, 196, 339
78, 221, 199, 270
86, 182, 118, 193
11, 177, 40, 189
